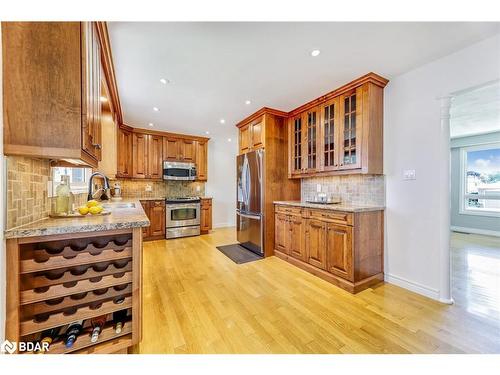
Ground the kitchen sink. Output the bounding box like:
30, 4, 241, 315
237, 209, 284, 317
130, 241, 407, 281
102, 202, 136, 209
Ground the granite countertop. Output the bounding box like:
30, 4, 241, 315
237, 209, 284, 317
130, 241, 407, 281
129, 196, 166, 201
274, 200, 385, 212
4, 198, 150, 239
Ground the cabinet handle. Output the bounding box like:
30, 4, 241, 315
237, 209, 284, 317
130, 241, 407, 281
92, 143, 102, 150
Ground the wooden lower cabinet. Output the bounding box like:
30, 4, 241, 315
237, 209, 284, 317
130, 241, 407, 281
140, 200, 165, 241
200, 198, 212, 234
326, 223, 353, 281
305, 219, 327, 270
288, 215, 306, 262
274, 204, 383, 293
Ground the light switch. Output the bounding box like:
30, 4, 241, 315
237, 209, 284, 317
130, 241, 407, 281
403, 169, 416, 180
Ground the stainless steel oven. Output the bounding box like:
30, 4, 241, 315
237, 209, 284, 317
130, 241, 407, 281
166, 197, 200, 239
163, 161, 197, 181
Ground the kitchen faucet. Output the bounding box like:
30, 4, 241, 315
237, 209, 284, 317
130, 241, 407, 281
87, 172, 111, 201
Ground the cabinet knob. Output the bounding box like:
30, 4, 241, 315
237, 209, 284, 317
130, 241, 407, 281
92, 143, 102, 150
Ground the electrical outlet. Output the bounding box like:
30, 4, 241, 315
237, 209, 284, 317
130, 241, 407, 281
403, 169, 416, 180
145, 184, 152, 192
196, 185, 201, 192
316, 184, 322, 193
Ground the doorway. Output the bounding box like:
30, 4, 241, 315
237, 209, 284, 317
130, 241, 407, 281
449, 80, 500, 322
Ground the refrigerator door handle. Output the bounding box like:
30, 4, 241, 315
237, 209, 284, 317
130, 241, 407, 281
236, 211, 261, 220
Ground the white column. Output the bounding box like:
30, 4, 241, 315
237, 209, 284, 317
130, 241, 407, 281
438, 96, 453, 304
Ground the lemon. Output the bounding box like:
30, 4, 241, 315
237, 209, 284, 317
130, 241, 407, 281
89, 205, 104, 215
78, 206, 89, 215
86, 200, 99, 208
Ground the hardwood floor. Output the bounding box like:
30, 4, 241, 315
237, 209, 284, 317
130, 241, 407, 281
135, 228, 500, 353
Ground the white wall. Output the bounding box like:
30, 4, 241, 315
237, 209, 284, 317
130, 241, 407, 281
205, 131, 238, 228
384, 34, 500, 300
0, 26, 6, 342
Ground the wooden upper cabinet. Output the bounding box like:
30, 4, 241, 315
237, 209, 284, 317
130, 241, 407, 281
163, 137, 196, 162
117, 126, 133, 178
338, 88, 362, 170
237, 116, 265, 154
179, 139, 196, 162
319, 98, 340, 172
164, 138, 180, 161
287, 74, 388, 178
132, 133, 148, 179
148, 135, 163, 179
304, 107, 320, 174
239, 124, 251, 154
3, 22, 104, 167
196, 140, 208, 181
133, 132, 163, 179
289, 114, 304, 176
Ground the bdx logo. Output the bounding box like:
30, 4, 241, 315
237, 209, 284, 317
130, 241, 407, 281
1, 340, 17, 354
1, 340, 49, 354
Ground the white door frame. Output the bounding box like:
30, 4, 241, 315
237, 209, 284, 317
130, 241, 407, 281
438, 96, 454, 304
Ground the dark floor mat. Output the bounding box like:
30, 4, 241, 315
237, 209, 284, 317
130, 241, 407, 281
216, 244, 263, 264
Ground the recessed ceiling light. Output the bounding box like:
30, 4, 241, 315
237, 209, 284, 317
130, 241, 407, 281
153, 107, 159, 112
148, 123, 154, 127
227, 138, 232, 142
159, 78, 169, 84
205, 131, 210, 135
220, 119, 226, 124
245, 100, 251, 105
311, 49, 321, 57
100, 96, 108, 102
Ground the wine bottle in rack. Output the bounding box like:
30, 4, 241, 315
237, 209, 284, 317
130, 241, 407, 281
64, 320, 84, 348
90, 315, 107, 343
112, 310, 128, 334
36, 327, 60, 353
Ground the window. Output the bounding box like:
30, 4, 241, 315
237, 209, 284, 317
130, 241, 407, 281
460, 143, 500, 216
52, 167, 92, 194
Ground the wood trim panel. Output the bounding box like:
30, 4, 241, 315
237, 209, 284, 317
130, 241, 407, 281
94, 22, 123, 124
288, 72, 388, 116
124, 125, 210, 142
236, 107, 288, 128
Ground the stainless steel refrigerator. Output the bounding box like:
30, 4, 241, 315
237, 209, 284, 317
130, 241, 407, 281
236, 149, 264, 255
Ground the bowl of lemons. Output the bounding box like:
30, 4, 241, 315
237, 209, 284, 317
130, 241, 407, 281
78, 200, 108, 216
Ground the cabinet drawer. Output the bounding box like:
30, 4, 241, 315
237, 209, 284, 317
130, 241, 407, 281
275, 205, 302, 216
308, 209, 353, 225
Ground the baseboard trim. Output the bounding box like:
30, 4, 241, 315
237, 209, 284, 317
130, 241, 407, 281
451, 226, 500, 238
384, 273, 440, 301
213, 222, 235, 229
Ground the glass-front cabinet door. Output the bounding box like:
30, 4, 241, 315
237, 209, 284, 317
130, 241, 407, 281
339, 88, 362, 170
319, 98, 339, 172
304, 107, 319, 173
289, 114, 304, 175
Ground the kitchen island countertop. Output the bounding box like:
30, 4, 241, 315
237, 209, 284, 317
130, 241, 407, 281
4, 198, 150, 239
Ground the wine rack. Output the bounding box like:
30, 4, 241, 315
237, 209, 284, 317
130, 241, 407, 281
6, 228, 143, 354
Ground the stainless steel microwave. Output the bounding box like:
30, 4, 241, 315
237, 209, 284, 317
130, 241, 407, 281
163, 161, 197, 181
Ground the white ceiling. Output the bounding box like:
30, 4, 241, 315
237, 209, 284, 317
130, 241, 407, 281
108, 22, 500, 138
451, 81, 500, 138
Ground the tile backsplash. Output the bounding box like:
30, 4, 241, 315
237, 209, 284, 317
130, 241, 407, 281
301, 175, 385, 206
113, 179, 205, 199
6, 156, 51, 229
